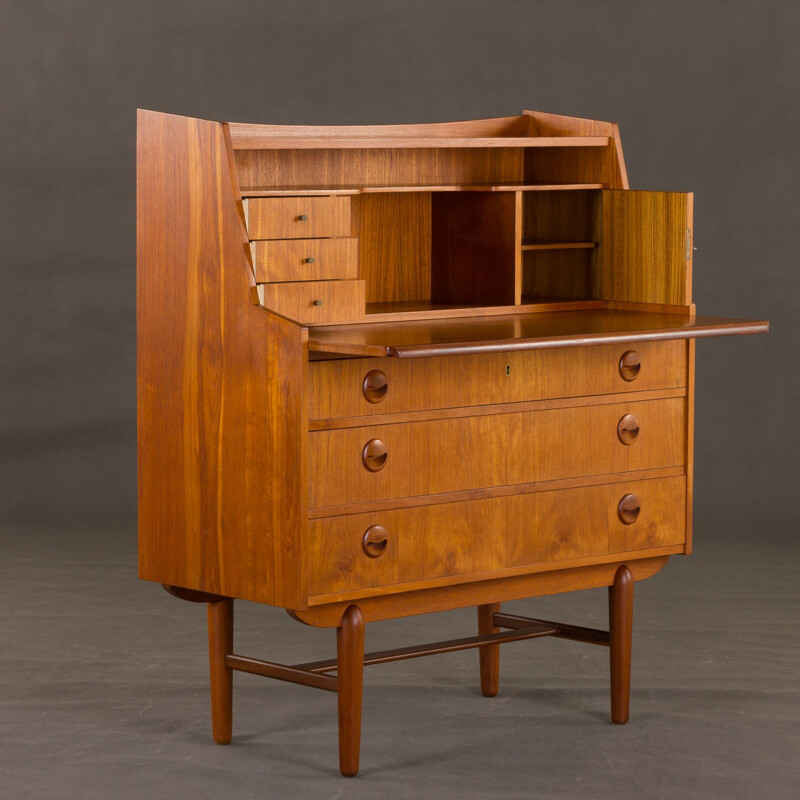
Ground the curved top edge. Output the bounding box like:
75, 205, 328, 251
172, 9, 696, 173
226, 114, 530, 138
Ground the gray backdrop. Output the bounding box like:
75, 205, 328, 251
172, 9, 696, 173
1, 0, 797, 538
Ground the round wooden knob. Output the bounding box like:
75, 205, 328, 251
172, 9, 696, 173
305, 256, 315, 264
362, 439, 387, 472
617, 413, 640, 445
362, 370, 389, 404
362, 525, 388, 558
298, 214, 307, 221
619, 350, 641, 381
618, 493, 641, 524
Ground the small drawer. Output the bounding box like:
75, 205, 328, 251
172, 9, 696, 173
252, 238, 358, 283
308, 398, 685, 508
308, 341, 687, 422
258, 279, 365, 324
246, 196, 351, 239
309, 476, 686, 597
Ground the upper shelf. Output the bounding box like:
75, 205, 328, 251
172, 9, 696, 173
241, 182, 607, 197
307, 310, 769, 359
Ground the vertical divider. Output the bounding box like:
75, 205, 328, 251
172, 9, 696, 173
590, 190, 604, 299
514, 190, 523, 305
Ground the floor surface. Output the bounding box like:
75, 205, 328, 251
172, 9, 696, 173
1, 525, 798, 800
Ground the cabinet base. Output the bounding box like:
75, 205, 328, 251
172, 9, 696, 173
163, 562, 639, 777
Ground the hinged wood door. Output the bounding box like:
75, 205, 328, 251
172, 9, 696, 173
596, 190, 693, 306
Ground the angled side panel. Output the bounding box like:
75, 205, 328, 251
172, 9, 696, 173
523, 110, 628, 189
137, 110, 306, 608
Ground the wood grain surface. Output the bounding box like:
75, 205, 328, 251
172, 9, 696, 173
309, 398, 685, 507
257, 279, 365, 324
308, 476, 685, 596
252, 237, 358, 283
597, 190, 692, 305
308, 340, 686, 421
291, 556, 671, 627
137, 110, 306, 608
245, 195, 352, 239
307, 309, 768, 358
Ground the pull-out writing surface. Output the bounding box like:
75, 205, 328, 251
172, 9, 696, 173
307, 309, 768, 358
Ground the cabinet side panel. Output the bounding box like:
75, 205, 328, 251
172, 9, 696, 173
685, 338, 695, 554
523, 111, 628, 189
137, 110, 305, 608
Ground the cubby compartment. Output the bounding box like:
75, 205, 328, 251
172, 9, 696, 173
521, 190, 600, 303
237, 129, 693, 321
352, 190, 520, 316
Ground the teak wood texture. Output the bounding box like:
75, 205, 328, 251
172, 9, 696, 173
308, 398, 686, 508
306, 310, 767, 358
251, 238, 359, 283
137, 110, 306, 608
137, 109, 767, 777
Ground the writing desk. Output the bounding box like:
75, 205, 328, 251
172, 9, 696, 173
137, 109, 767, 776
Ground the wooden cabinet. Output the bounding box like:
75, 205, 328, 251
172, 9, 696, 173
137, 109, 768, 777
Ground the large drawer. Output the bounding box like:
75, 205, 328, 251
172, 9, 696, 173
246, 196, 351, 239
258, 279, 365, 324
309, 476, 686, 597
309, 398, 685, 508
309, 341, 686, 422
252, 237, 358, 283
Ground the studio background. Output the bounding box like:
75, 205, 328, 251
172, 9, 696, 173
1, 0, 794, 536
1, 2, 797, 799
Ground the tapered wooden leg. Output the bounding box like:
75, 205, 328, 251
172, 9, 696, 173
337, 604, 365, 777
609, 565, 633, 724
477, 602, 501, 697
207, 598, 234, 744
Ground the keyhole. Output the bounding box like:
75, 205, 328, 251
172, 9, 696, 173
506, 364, 511, 376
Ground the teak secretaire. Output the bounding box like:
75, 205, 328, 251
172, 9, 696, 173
136, 109, 768, 776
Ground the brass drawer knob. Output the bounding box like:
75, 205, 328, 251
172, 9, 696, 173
312, 299, 323, 306
298, 214, 308, 221
619, 350, 641, 381
362, 438, 387, 472
362, 369, 389, 404
617, 413, 640, 445
618, 493, 641, 524
362, 525, 388, 558
305, 256, 315, 264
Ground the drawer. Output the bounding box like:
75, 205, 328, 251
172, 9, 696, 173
309, 476, 686, 596
246, 196, 351, 239
309, 341, 686, 421
258, 279, 365, 324
309, 397, 685, 508
252, 238, 358, 283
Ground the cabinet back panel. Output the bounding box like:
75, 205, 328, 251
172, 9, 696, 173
522, 249, 595, 299
235, 147, 523, 189
353, 193, 431, 303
